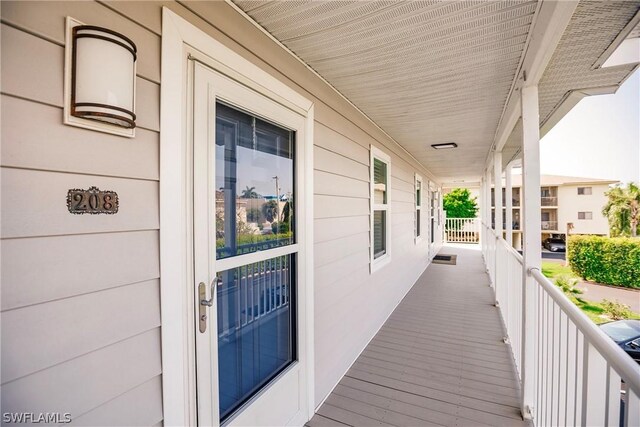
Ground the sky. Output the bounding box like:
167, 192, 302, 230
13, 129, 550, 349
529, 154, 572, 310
539, 68, 640, 184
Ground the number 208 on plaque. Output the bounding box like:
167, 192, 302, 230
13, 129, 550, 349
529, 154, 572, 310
67, 187, 118, 214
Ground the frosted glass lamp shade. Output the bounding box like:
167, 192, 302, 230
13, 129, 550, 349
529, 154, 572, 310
71, 26, 137, 129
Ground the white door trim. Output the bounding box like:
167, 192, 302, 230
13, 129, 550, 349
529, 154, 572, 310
160, 8, 315, 425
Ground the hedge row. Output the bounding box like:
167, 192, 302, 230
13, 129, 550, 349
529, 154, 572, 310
567, 235, 640, 289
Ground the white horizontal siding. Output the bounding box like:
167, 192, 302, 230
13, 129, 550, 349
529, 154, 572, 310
1, 280, 160, 383
0, 1, 160, 83
0, 3, 163, 423
1, 96, 159, 180
1, 168, 159, 238
1, 329, 162, 419
0, 23, 159, 131
1, 230, 159, 311
70, 376, 164, 426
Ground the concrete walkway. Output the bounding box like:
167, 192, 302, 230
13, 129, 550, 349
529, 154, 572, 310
307, 244, 526, 427
577, 281, 640, 313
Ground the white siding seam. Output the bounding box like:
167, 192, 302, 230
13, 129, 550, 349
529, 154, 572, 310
0, 277, 160, 314
0, 165, 160, 183
313, 169, 369, 184
315, 213, 369, 220
0, 92, 59, 110
66, 374, 164, 425
314, 193, 368, 201
0, 18, 64, 47
96, 0, 161, 36
1, 326, 162, 387
313, 145, 369, 168
0, 94, 161, 135
313, 228, 370, 245
1, 22, 161, 85
0, 228, 160, 242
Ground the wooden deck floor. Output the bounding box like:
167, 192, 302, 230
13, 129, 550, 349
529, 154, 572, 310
307, 244, 528, 427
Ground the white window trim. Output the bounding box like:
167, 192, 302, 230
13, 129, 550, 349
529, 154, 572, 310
415, 173, 423, 244
370, 145, 391, 273
160, 8, 315, 426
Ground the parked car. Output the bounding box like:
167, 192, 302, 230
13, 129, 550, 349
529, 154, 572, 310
599, 319, 640, 364
543, 238, 566, 252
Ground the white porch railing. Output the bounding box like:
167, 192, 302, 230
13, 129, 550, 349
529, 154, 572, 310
482, 223, 640, 427
445, 217, 480, 243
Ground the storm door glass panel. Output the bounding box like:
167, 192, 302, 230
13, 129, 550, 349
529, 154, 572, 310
215, 103, 295, 260
216, 254, 295, 420
214, 102, 296, 421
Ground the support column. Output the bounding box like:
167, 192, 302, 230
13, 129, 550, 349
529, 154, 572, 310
493, 152, 503, 299
478, 178, 487, 257
505, 164, 513, 247
494, 151, 503, 239
486, 167, 492, 229
521, 84, 541, 420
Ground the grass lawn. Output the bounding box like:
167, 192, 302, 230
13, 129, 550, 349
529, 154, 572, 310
541, 261, 577, 279
541, 261, 640, 324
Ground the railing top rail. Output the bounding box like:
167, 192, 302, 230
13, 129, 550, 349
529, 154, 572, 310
530, 268, 640, 395
498, 237, 523, 265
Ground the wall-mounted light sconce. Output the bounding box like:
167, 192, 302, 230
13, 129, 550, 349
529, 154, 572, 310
64, 17, 137, 137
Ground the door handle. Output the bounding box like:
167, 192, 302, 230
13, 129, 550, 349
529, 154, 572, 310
198, 280, 216, 333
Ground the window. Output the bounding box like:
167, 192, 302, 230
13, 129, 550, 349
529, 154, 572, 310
578, 211, 593, 220
370, 146, 391, 271
415, 174, 422, 241
430, 186, 436, 243
578, 187, 592, 195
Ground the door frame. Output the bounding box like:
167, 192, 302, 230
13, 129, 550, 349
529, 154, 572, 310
159, 8, 315, 425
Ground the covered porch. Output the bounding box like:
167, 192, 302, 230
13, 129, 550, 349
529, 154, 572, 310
308, 244, 527, 427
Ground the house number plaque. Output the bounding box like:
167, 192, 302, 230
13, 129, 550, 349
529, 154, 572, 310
67, 187, 118, 214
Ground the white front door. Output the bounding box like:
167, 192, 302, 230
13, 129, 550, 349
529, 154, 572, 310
192, 61, 309, 426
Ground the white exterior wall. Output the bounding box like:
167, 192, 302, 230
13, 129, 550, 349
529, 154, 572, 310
1, 1, 441, 423
557, 184, 611, 236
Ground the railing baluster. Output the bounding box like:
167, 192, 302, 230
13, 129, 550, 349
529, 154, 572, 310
605, 364, 621, 427
625, 387, 639, 427
583, 341, 608, 426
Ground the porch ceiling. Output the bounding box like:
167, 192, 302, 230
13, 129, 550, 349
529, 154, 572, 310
232, 1, 639, 184
233, 0, 539, 182
502, 1, 640, 169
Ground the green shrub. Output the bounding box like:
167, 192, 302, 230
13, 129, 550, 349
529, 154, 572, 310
567, 235, 640, 288
600, 299, 632, 320
555, 274, 582, 297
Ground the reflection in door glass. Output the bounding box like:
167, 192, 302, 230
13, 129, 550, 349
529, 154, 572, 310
216, 254, 295, 420
215, 103, 295, 260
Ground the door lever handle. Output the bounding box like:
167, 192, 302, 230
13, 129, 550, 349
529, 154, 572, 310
198, 280, 217, 333
199, 281, 217, 306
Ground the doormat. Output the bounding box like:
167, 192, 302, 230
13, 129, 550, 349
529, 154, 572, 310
433, 254, 457, 265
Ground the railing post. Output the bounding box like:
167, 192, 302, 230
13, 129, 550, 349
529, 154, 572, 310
505, 163, 513, 247
521, 84, 542, 420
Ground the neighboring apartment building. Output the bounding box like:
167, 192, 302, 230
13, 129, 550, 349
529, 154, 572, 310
491, 175, 618, 249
